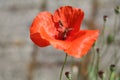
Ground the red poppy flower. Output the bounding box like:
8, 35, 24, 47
30, 6, 99, 58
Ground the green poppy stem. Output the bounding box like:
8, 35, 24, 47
109, 71, 116, 80
102, 20, 106, 45
100, 15, 107, 48
96, 50, 100, 80
114, 12, 119, 64
59, 54, 68, 80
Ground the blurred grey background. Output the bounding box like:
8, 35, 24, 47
0, 0, 120, 80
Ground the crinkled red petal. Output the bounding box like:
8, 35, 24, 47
39, 26, 71, 50
65, 30, 99, 58
30, 33, 50, 47
30, 12, 51, 47
53, 6, 84, 34
30, 11, 71, 49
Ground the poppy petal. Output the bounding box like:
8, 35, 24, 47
30, 12, 54, 47
30, 11, 71, 49
65, 30, 99, 58
37, 12, 59, 37
30, 33, 50, 47
39, 26, 71, 50
53, 6, 84, 34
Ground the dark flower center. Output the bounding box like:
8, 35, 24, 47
55, 20, 72, 40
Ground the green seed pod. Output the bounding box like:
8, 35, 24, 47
96, 48, 100, 53
103, 15, 108, 22
114, 6, 120, 15
110, 64, 116, 72
98, 70, 104, 79
65, 72, 72, 80
107, 34, 114, 45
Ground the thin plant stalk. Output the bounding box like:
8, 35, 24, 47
113, 15, 118, 35
59, 54, 68, 80
101, 20, 106, 46
100, 16, 107, 49
113, 14, 118, 64
118, 73, 120, 80
96, 50, 100, 80
109, 71, 116, 80
88, 43, 97, 80
90, 47, 96, 71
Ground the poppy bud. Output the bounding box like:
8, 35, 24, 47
98, 70, 104, 79
65, 72, 72, 80
96, 48, 100, 53
110, 64, 116, 72
109, 64, 116, 80
107, 34, 114, 45
114, 6, 120, 15
103, 15, 108, 22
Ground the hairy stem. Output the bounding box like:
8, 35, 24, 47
59, 54, 68, 80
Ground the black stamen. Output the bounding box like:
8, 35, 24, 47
56, 21, 73, 40
59, 20, 63, 27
